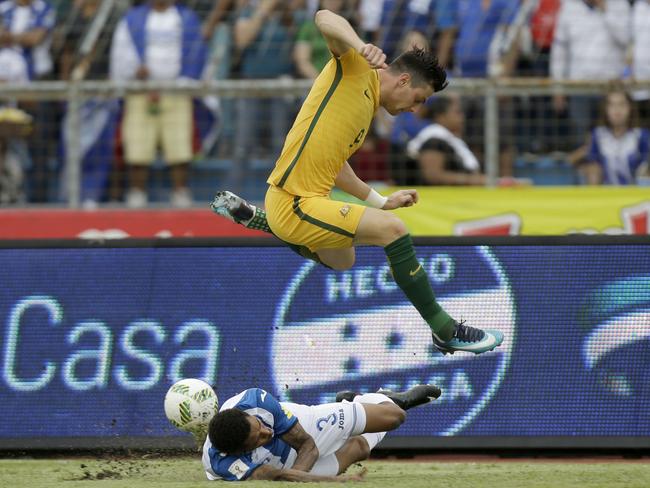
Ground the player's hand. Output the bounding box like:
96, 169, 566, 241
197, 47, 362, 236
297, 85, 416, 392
383, 189, 418, 210
359, 43, 388, 69
337, 466, 368, 482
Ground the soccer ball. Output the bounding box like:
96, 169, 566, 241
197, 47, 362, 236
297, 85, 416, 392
164, 378, 219, 433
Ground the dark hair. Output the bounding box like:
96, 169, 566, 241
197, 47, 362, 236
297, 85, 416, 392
599, 84, 639, 130
208, 409, 251, 454
425, 96, 454, 120
389, 47, 448, 92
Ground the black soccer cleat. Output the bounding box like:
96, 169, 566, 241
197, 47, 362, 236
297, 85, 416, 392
335, 384, 442, 410
335, 390, 358, 403
376, 384, 442, 410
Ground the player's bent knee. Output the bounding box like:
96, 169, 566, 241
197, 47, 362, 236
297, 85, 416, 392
381, 215, 408, 245
384, 404, 406, 429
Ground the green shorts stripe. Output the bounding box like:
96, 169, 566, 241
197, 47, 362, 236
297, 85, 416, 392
278, 59, 343, 188
292, 196, 355, 238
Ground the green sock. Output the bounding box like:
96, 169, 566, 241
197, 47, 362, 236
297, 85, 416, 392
248, 207, 331, 269
244, 207, 273, 233
384, 234, 456, 342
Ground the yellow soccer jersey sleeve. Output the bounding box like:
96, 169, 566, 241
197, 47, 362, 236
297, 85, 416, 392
267, 48, 380, 197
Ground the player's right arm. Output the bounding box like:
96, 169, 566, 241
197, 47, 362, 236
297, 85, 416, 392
249, 464, 367, 482
314, 9, 387, 68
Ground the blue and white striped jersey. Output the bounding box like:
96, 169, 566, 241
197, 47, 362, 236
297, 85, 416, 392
202, 388, 299, 481
588, 127, 650, 185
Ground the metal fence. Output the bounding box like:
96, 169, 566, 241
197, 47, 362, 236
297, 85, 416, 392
1, 78, 650, 208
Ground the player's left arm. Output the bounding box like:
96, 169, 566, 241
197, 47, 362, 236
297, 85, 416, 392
280, 421, 319, 472
335, 161, 418, 210
314, 9, 386, 68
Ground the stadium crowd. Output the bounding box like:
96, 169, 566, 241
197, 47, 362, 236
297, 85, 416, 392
0, 0, 648, 207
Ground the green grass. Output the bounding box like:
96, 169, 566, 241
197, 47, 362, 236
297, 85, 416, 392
1, 456, 649, 488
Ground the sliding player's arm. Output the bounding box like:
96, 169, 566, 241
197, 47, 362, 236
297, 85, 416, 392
281, 421, 319, 472
335, 162, 418, 210
314, 9, 386, 68
249, 464, 367, 482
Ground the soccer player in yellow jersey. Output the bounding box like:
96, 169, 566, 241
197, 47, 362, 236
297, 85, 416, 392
211, 9, 503, 355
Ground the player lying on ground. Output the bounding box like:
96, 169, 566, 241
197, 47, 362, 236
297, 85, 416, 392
202, 384, 440, 482
210, 8, 503, 356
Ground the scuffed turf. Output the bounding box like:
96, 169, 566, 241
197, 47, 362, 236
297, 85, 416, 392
0, 456, 649, 488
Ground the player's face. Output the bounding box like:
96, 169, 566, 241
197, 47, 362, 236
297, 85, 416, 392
385, 75, 434, 116
241, 415, 274, 452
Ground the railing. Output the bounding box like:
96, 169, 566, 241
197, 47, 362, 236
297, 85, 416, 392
2, 78, 649, 207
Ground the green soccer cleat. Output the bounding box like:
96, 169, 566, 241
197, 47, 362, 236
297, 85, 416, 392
432, 320, 504, 355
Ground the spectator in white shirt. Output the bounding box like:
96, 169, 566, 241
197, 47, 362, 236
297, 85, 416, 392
632, 0, 650, 129
550, 0, 631, 149
110, 0, 207, 209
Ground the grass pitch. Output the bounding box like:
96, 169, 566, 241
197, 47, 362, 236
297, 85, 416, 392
1, 455, 649, 488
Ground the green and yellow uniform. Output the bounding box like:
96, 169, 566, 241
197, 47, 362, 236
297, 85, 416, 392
265, 48, 379, 251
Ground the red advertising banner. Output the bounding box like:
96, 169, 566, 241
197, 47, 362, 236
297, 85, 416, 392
0, 209, 269, 239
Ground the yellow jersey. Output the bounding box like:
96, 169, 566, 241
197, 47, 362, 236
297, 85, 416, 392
267, 48, 379, 197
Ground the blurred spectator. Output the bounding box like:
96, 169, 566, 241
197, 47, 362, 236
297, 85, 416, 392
110, 0, 207, 208
1, 0, 57, 203
294, 0, 345, 79
632, 0, 650, 129
514, 0, 562, 153
581, 87, 649, 185
231, 0, 298, 190
58, 0, 115, 81
58, 0, 123, 208
376, 0, 438, 62
550, 0, 631, 150
357, 0, 386, 41
0, 46, 30, 204
201, 0, 238, 159
528, 0, 560, 75
349, 125, 391, 183
406, 94, 486, 185
386, 29, 431, 185
437, 0, 520, 177
437, 0, 520, 77
0, 0, 55, 79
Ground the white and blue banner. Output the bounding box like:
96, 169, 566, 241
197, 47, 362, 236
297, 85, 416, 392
0, 238, 648, 448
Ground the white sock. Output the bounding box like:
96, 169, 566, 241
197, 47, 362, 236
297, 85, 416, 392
309, 453, 339, 476
361, 432, 386, 450
353, 392, 394, 405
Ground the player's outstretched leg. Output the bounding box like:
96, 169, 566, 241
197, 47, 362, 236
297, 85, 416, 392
355, 208, 504, 355
335, 384, 441, 410
210, 190, 272, 232
210, 191, 331, 268
384, 234, 503, 355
